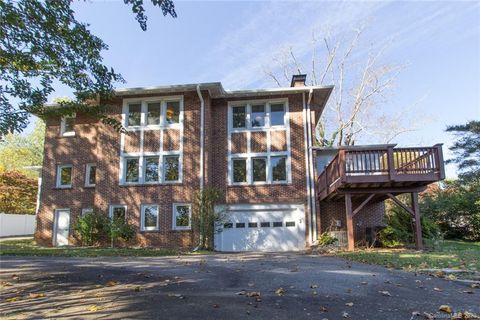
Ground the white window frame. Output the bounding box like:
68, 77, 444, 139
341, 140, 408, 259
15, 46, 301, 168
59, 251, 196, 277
125, 102, 143, 128
227, 98, 291, 186
109, 204, 127, 220
172, 203, 191, 230
143, 155, 161, 184
85, 163, 96, 187
141, 204, 159, 231
123, 156, 141, 184
60, 113, 76, 137
56, 164, 73, 188
81, 208, 94, 216
122, 96, 183, 130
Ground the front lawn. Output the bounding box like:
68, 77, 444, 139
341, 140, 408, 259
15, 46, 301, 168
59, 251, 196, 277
0, 239, 209, 257
337, 240, 480, 273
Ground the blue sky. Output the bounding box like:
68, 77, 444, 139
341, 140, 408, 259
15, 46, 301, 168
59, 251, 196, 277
46, 0, 479, 178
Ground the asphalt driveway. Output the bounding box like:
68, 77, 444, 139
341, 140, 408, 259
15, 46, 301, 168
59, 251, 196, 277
0, 253, 478, 319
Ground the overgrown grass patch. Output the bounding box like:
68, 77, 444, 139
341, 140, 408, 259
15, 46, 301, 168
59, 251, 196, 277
0, 239, 207, 257
337, 240, 479, 272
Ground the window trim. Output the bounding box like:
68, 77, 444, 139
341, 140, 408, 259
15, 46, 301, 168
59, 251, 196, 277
228, 99, 288, 132
140, 204, 159, 231
172, 203, 192, 230
60, 113, 76, 137
122, 96, 184, 130
124, 157, 141, 184
85, 163, 96, 187
56, 164, 73, 188
109, 204, 127, 221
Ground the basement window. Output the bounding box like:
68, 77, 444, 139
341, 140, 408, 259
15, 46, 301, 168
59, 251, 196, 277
236, 223, 245, 228
260, 222, 270, 228
273, 222, 283, 227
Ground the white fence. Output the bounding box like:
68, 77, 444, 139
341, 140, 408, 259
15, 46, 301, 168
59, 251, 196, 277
0, 213, 36, 237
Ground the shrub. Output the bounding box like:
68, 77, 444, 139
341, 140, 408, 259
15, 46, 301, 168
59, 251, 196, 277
191, 187, 224, 250
74, 211, 110, 246
109, 217, 135, 248
0, 170, 37, 214
318, 232, 338, 246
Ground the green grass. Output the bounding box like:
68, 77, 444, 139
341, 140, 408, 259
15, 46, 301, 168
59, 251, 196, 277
0, 239, 210, 257
337, 240, 480, 272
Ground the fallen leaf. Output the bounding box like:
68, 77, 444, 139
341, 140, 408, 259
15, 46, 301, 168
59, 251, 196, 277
379, 291, 391, 297
462, 290, 474, 294
438, 305, 452, 313
312, 291, 318, 295
5, 297, 20, 302
275, 288, 285, 296
345, 302, 354, 307
360, 281, 368, 285
290, 267, 299, 272
471, 283, 480, 289
236, 291, 246, 295
28, 293, 46, 299
213, 304, 220, 308
167, 293, 182, 298
310, 284, 318, 289
105, 280, 118, 287
0, 281, 13, 287
87, 305, 100, 312
134, 286, 141, 292
342, 311, 350, 318
433, 287, 443, 292
246, 291, 261, 298
319, 306, 328, 312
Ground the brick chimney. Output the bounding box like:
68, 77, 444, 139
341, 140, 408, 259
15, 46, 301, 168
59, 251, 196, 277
290, 74, 307, 87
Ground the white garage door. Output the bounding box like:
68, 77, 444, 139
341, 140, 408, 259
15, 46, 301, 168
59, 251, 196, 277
214, 204, 306, 252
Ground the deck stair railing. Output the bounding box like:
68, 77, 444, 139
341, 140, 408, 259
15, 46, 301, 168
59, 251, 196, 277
317, 144, 444, 198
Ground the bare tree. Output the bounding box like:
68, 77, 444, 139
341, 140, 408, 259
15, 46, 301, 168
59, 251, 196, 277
265, 26, 419, 146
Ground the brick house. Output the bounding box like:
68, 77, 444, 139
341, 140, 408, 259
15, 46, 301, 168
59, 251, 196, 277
35, 75, 444, 251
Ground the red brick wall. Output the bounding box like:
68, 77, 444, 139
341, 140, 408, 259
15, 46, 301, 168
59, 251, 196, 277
318, 200, 385, 245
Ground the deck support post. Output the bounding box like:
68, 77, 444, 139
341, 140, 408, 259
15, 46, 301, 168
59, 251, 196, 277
345, 193, 354, 251
411, 192, 424, 250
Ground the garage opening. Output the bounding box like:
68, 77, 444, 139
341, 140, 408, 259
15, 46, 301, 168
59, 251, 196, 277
214, 204, 306, 252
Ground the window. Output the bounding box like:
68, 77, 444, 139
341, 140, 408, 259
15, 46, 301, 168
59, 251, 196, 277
173, 204, 191, 230
125, 157, 140, 183
232, 158, 247, 183
285, 221, 295, 227
236, 223, 245, 228
144, 157, 159, 182
251, 104, 265, 127
224, 223, 233, 228
165, 101, 180, 124
252, 157, 267, 182
271, 156, 287, 182
82, 208, 94, 216
127, 103, 142, 126
109, 205, 127, 221
232, 106, 246, 128
141, 205, 159, 231
273, 222, 283, 227
270, 104, 285, 126
147, 102, 161, 125
85, 164, 96, 187
56, 165, 72, 188
248, 222, 258, 228
60, 114, 75, 136
164, 155, 179, 181
260, 222, 270, 228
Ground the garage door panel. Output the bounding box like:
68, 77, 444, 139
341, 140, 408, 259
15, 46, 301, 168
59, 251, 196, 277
214, 205, 305, 252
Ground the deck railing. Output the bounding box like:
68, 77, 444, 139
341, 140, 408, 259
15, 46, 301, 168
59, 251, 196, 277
317, 144, 445, 198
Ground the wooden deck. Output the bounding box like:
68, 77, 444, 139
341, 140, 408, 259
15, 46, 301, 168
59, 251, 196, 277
317, 144, 445, 201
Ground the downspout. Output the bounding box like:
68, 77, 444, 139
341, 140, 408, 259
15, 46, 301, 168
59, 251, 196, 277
194, 84, 205, 252
196, 84, 205, 191
302, 92, 313, 245
306, 88, 318, 243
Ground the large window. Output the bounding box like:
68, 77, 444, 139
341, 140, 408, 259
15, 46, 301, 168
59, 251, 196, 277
141, 204, 159, 231
124, 98, 182, 128
109, 205, 127, 221
125, 158, 140, 183
232, 158, 247, 183
164, 155, 179, 182
144, 157, 159, 183
85, 164, 96, 187
147, 102, 161, 125
230, 102, 286, 130
251, 104, 265, 127
271, 156, 287, 182
127, 103, 142, 127
173, 204, 191, 230
252, 157, 267, 182
270, 104, 285, 126
232, 106, 246, 128
56, 164, 72, 188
